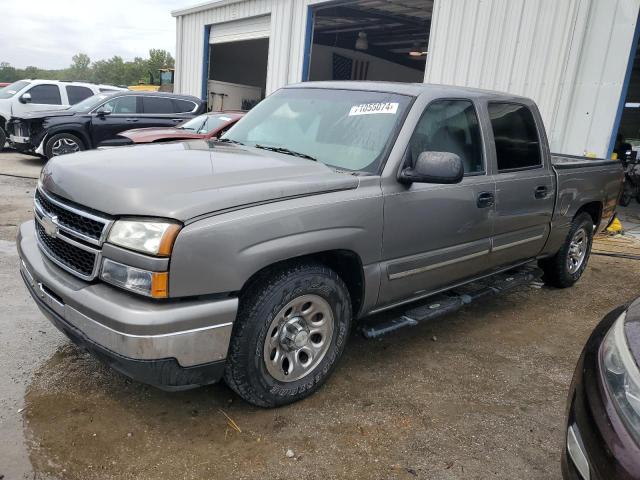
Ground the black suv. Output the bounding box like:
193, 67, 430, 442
8, 91, 205, 159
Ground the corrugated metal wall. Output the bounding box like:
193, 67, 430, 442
425, 0, 640, 157
174, 0, 639, 157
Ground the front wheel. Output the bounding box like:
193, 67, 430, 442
224, 262, 352, 407
539, 212, 594, 288
0, 128, 6, 151
45, 133, 85, 159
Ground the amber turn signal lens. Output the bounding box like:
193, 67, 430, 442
157, 224, 182, 257
151, 272, 169, 298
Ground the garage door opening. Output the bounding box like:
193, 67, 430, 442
306, 0, 432, 83
207, 15, 270, 112
613, 36, 640, 161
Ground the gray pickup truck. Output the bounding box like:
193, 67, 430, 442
17, 82, 623, 407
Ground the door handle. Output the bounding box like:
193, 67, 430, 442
125, 118, 139, 123
534, 186, 548, 199
477, 191, 495, 208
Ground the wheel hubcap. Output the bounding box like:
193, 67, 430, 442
51, 138, 80, 156
263, 294, 334, 382
567, 228, 588, 274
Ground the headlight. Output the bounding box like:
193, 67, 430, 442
107, 220, 181, 256
100, 258, 168, 298
600, 311, 640, 444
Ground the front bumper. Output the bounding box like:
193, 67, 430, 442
562, 305, 640, 479
17, 221, 238, 390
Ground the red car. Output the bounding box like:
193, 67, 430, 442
116, 111, 245, 145
0, 82, 10, 88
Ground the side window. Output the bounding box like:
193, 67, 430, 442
66, 86, 94, 105
488, 103, 541, 171
27, 84, 62, 105
173, 99, 196, 113
101, 96, 138, 114
408, 99, 484, 174
142, 96, 174, 114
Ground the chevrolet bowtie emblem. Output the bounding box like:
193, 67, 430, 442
42, 214, 58, 238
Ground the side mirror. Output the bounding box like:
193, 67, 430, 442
400, 151, 464, 184
95, 108, 111, 117
19, 93, 32, 104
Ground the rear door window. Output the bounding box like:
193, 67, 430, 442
173, 99, 196, 113
27, 84, 62, 105
66, 85, 94, 105
142, 96, 174, 114
488, 103, 542, 171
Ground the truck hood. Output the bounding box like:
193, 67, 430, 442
40, 140, 359, 221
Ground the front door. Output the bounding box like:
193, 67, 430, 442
486, 102, 554, 267
13, 83, 64, 116
91, 95, 141, 146
379, 99, 495, 306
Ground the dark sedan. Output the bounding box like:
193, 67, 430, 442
563, 298, 640, 479
7, 91, 205, 159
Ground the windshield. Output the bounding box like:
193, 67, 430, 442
222, 88, 412, 172
68, 93, 113, 113
0, 80, 30, 99
180, 114, 235, 133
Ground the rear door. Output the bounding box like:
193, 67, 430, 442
487, 102, 554, 267
90, 95, 141, 145
139, 96, 190, 129
379, 99, 495, 306
65, 85, 94, 105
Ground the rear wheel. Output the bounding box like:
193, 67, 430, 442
224, 262, 352, 407
45, 133, 85, 159
539, 212, 594, 288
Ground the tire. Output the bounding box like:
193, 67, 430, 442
0, 128, 6, 151
224, 261, 352, 407
539, 212, 594, 288
45, 133, 85, 159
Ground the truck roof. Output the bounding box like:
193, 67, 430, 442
287, 81, 530, 101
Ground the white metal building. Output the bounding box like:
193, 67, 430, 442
172, 0, 640, 159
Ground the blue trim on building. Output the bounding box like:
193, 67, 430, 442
201, 24, 212, 101
301, 6, 314, 81
607, 8, 640, 158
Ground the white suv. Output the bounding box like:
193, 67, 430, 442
0, 79, 126, 148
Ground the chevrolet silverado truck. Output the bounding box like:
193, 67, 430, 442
17, 82, 623, 407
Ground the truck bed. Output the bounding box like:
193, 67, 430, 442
551, 153, 618, 169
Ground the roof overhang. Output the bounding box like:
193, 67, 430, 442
171, 0, 244, 17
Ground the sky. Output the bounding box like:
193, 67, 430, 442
0, 0, 197, 69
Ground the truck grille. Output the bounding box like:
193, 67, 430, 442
34, 187, 112, 280
36, 222, 97, 277
35, 189, 105, 242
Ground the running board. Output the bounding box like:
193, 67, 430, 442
359, 266, 543, 339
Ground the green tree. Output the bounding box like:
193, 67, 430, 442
69, 53, 91, 81
0, 62, 18, 82
147, 49, 175, 84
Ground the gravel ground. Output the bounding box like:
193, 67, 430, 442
1, 150, 639, 480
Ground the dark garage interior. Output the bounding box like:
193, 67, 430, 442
307, 0, 432, 83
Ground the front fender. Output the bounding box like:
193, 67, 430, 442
42, 123, 91, 148
168, 181, 383, 298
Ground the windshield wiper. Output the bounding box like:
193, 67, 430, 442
217, 138, 244, 145
255, 144, 317, 161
